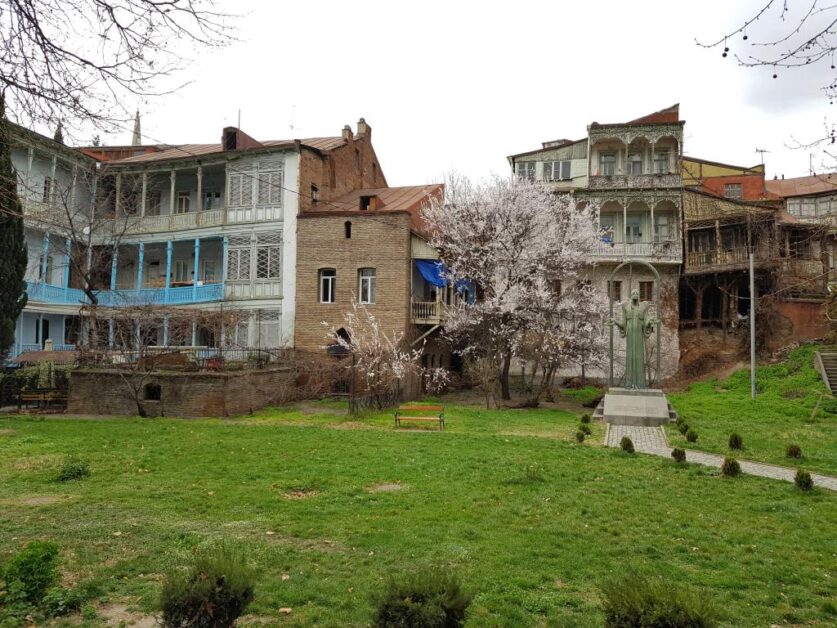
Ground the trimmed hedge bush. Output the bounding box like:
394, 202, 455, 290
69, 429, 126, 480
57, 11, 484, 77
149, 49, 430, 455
580, 423, 592, 436
686, 429, 698, 443
160, 545, 254, 628
620, 437, 635, 454
671, 448, 686, 463
721, 457, 741, 477
373, 568, 471, 628
795, 469, 814, 491
575, 431, 585, 443
786, 444, 802, 459
55, 456, 90, 482
678, 422, 689, 435
600, 573, 718, 628
580, 414, 591, 424
728, 433, 743, 450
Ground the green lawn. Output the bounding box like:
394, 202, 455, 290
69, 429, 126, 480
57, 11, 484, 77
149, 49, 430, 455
0, 404, 835, 627
667, 344, 837, 476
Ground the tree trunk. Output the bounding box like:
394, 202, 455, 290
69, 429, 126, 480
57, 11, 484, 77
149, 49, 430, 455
500, 352, 512, 401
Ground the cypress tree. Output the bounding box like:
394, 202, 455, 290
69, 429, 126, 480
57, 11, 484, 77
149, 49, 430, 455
0, 99, 29, 358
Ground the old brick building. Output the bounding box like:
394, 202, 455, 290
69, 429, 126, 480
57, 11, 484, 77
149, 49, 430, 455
294, 184, 444, 354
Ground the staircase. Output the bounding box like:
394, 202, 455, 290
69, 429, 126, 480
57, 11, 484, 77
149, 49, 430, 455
816, 351, 837, 394
592, 396, 678, 424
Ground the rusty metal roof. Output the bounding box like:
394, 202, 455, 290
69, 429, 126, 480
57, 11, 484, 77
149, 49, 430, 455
309, 185, 443, 214
15, 350, 76, 364
765, 173, 837, 198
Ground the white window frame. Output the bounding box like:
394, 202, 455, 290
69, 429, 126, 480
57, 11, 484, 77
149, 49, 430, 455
204, 190, 222, 210
358, 268, 376, 304
653, 151, 669, 174
544, 160, 572, 181
516, 161, 535, 181
627, 153, 643, 175
173, 260, 189, 283
176, 191, 191, 214
654, 213, 673, 242
599, 153, 616, 176
256, 244, 281, 280
319, 269, 336, 303
724, 183, 743, 200
202, 260, 217, 283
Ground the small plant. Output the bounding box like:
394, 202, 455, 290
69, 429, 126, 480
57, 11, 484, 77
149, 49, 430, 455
678, 422, 689, 435
600, 573, 718, 628
160, 545, 255, 628
675, 415, 685, 427
373, 567, 471, 628
580, 413, 591, 424
686, 429, 698, 443
575, 430, 585, 443
620, 437, 634, 454
721, 457, 741, 477
2, 540, 60, 605
786, 444, 802, 459
728, 433, 743, 450
55, 456, 90, 482
794, 469, 814, 491
81, 604, 98, 620
41, 587, 83, 617
580, 423, 592, 436
524, 463, 545, 483
671, 448, 686, 463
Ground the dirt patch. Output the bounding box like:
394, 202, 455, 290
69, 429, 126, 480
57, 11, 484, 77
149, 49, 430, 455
261, 530, 345, 553
2, 494, 68, 507
283, 489, 319, 499
368, 482, 404, 492
10, 453, 62, 471
97, 603, 157, 627
0, 429, 16, 437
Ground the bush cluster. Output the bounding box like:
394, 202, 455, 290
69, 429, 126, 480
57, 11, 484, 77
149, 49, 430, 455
671, 448, 686, 463
728, 433, 743, 450
794, 469, 814, 491
160, 545, 255, 628
721, 457, 741, 478
580, 414, 591, 425
686, 430, 698, 444
575, 430, 586, 444
786, 444, 802, 459
373, 568, 471, 628
579, 423, 592, 436
620, 437, 634, 454
55, 456, 91, 482
600, 574, 718, 628
677, 422, 689, 435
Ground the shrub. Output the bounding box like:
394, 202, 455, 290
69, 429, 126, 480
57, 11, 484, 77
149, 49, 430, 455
795, 469, 814, 491
55, 456, 90, 482
671, 448, 686, 463
160, 545, 255, 628
721, 457, 741, 477
686, 430, 698, 443
786, 444, 802, 459
41, 587, 84, 617
728, 433, 743, 450
575, 430, 585, 443
524, 463, 545, 483
2, 541, 60, 605
620, 437, 634, 454
580, 423, 592, 436
675, 415, 685, 427
600, 573, 718, 628
580, 414, 591, 424
373, 568, 471, 628
678, 422, 689, 435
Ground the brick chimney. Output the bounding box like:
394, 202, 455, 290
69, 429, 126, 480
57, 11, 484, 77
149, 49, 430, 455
342, 125, 353, 142
356, 117, 371, 139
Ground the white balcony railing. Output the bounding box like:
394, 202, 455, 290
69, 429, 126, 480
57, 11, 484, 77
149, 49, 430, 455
588, 173, 681, 189
411, 300, 440, 323
590, 240, 681, 261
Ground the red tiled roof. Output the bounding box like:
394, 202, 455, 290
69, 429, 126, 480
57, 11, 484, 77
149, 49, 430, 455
108, 136, 347, 165
627, 104, 680, 125
765, 173, 837, 198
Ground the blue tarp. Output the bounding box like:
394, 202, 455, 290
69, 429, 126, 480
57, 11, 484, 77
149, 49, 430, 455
415, 259, 447, 288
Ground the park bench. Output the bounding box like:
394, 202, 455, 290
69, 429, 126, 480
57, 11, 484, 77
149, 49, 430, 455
18, 389, 67, 409
394, 404, 445, 430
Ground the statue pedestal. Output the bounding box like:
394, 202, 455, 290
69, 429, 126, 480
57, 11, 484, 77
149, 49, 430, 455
594, 388, 676, 426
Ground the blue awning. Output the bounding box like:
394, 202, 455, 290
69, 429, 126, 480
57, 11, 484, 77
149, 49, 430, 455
415, 260, 447, 288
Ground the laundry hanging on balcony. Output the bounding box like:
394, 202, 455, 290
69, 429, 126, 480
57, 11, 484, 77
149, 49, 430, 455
414, 260, 475, 304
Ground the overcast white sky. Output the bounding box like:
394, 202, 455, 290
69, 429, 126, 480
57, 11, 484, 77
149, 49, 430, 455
101, 0, 836, 186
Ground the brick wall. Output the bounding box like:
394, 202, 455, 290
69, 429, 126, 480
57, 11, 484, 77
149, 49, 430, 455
68, 367, 296, 417
298, 126, 386, 212
294, 212, 412, 352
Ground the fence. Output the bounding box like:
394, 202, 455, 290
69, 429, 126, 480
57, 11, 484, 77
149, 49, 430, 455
75, 346, 288, 371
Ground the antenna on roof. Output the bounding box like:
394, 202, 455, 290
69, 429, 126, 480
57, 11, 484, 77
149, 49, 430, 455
755, 148, 769, 165
237, 109, 241, 129
289, 104, 296, 134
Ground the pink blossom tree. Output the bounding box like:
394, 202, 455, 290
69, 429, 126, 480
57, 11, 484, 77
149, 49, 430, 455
422, 175, 607, 404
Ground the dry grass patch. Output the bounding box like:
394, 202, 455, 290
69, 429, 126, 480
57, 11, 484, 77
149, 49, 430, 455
368, 482, 405, 492
0, 428, 16, 436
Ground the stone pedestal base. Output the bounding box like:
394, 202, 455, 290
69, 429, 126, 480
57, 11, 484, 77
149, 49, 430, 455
594, 388, 676, 426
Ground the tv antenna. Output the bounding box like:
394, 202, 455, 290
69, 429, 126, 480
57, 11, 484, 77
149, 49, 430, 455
289, 104, 296, 134
755, 147, 770, 165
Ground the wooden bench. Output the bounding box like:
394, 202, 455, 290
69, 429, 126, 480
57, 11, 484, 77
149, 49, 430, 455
395, 405, 445, 430
18, 390, 67, 409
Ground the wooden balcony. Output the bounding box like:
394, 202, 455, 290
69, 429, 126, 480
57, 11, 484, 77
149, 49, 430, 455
411, 300, 444, 325
588, 173, 681, 190
590, 240, 681, 262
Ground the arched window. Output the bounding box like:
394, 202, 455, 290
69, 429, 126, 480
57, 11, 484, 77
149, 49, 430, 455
344, 221, 352, 239
319, 268, 336, 303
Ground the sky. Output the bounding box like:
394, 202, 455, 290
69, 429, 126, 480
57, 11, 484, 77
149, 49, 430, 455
94, 0, 837, 186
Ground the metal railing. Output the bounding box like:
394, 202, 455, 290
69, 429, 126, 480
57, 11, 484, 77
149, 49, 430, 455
26, 280, 225, 306
588, 173, 681, 189
589, 240, 681, 261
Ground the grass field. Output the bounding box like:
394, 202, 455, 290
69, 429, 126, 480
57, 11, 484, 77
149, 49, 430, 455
667, 344, 837, 476
1, 400, 835, 626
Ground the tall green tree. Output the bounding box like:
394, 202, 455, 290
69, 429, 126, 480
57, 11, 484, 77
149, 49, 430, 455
0, 99, 28, 358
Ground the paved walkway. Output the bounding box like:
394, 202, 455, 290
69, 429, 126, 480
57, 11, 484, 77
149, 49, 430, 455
604, 424, 837, 492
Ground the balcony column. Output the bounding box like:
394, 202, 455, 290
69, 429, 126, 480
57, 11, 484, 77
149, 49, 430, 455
650, 142, 655, 175
196, 164, 203, 212
164, 241, 173, 304
49, 155, 57, 205
191, 320, 197, 346
40, 232, 50, 283
169, 169, 176, 216
162, 315, 169, 346
137, 242, 145, 289
650, 201, 655, 244
222, 236, 229, 282
140, 172, 147, 217
622, 201, 627, 243
70, 165, 77, 213
715, 220, 722, 264
110, 245, 118, 290
25, 146, 34, 202
192, 237, 201, 300
108, 318, 114, 347
115, 172, 122, 216
62, 238, 71, 295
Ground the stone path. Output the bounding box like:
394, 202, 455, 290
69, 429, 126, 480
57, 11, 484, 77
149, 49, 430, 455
604, 424, 837, 492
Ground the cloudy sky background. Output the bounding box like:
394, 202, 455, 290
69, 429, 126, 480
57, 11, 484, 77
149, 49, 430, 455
97, 0, 835, 186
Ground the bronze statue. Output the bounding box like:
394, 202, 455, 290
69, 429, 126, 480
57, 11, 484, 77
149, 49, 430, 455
611, 288, 657, 389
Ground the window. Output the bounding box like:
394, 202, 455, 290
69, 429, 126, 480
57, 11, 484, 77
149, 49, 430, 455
42, 177, 53, 203
608, 280, 622, 302
654, 214, 672, 241
544, 160, 572, 181
599, 153, 616, 176
204, 191, 222, 210
202, 260, 217, 283
256, 310, 281, 348
626, 215, 642, 243
256, 243, 281, 279
516, 161, 535, 181
799, 199, 816, 217
724, 183, 743, 200
143, 383, 161, 401
627, 153, 643, 175
146, 190, 161, 215
360, 195, 375, 210
227, 247, 251, 281
176, 191, 191, 214
344, 221, 352, 239
653, 151, 669, 174
788, 198, 801, 216
639, 281, 653, 302
39, 255, 53, 283
600, 214, 616, 243
311, 184, 319, 206
256, 171, 282, 205
319, 269, 336, 303
229, 173, 253, 207
358, 268, 376, 304
173, 260, 189, 283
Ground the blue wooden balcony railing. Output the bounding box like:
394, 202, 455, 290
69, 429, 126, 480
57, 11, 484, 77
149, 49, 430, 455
25, 281, 225, 306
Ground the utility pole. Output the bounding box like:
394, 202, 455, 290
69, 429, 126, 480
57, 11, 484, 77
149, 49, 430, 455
750, 253, 756, 400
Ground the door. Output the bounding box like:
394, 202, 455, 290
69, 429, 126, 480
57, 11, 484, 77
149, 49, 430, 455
41, 319, 50, 348
626, 215, 642, 243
